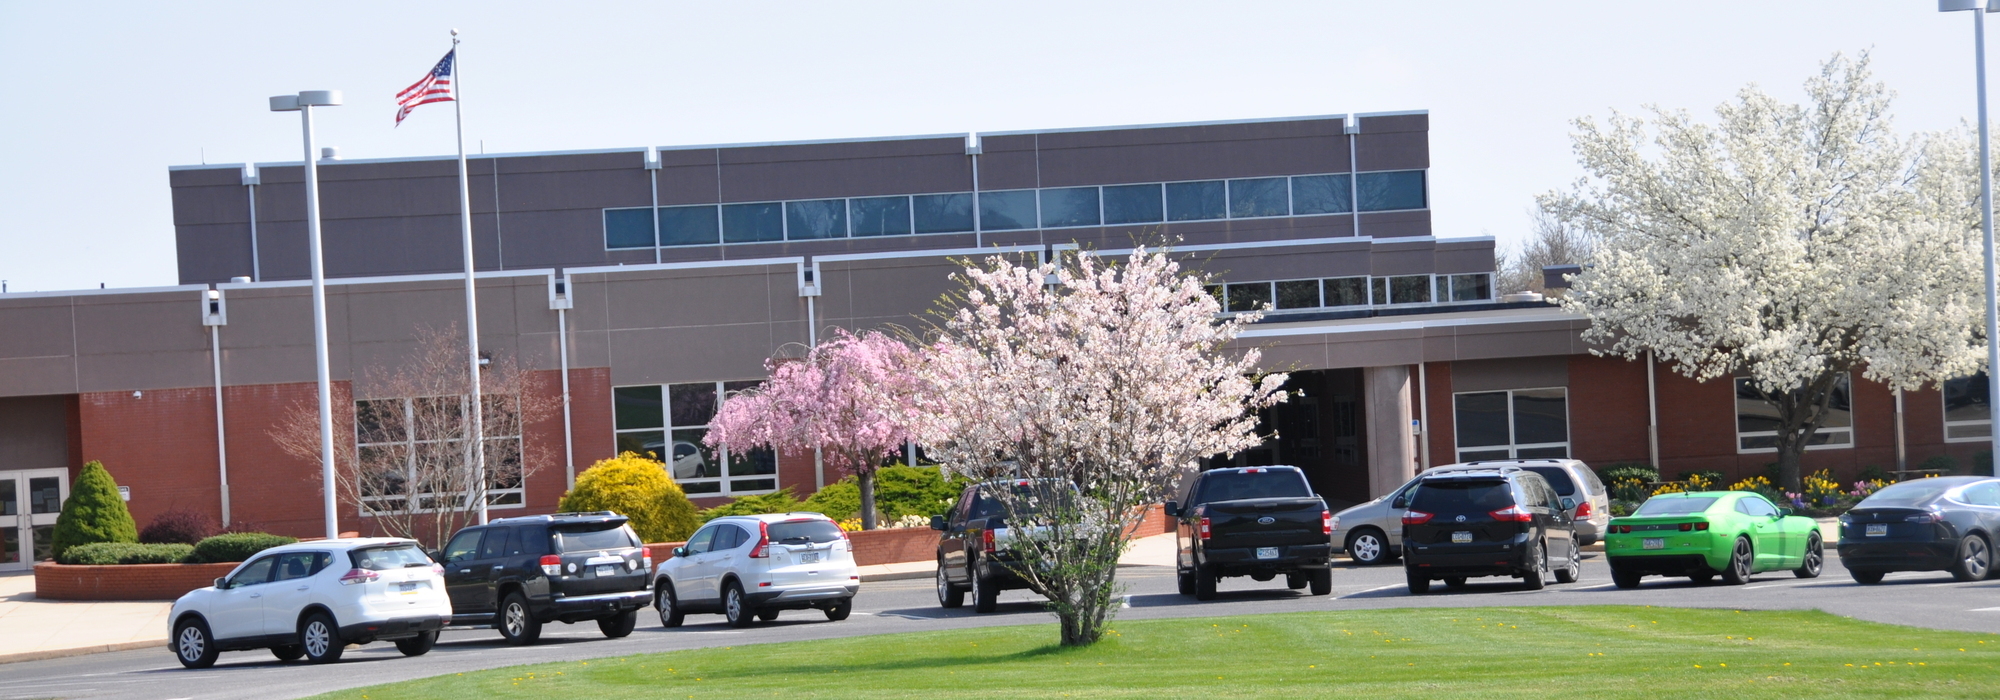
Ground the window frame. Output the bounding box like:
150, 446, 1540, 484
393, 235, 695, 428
611, 380, 779, 497
1734, 372, 1853, 454
1943, 372, 1992, 443
353, 396, 527, 517
1452, 387, 1571, 463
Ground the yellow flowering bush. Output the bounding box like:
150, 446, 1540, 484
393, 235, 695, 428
1727, 475, 1772, 492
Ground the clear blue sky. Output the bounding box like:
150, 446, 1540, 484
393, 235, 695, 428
0, 1, 1986, 293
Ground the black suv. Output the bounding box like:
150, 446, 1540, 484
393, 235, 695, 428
1400, 467, 1580, 594
1167, 466, 1334, 600
435, 511, 653, 644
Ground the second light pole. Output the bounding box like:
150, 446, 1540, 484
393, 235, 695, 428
269, 89, 343, 540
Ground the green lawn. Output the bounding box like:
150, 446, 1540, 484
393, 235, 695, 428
314, 607, 2000, 699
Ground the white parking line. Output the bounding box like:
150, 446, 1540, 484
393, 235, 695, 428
1741, 581, 1812, 590
1971, 607, 2000, 612
1339, 583, 1407, 598
1565, 583, 1621, 592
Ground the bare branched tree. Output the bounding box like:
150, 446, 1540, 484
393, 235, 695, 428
272, 326, 557, 548
1496, 207, 1598, 295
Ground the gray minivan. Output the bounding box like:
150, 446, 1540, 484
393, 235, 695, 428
1331, 458, 1611, 565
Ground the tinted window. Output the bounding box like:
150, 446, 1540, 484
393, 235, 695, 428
721, 524, 752, 551
1513, 390, 1569, 445
512, 525, 548, 556
604, 208, 655, 249
914, 193, 975, 233
272, 552, 323, 581
1737, 496, 1779, 517
1408, 480, 1515, 513
979, 190, 1037, 231
1039, 187, 1100, 227
1325, 277, 1367, 307
721, 202, 783, 243
785, 199, 847, 240
1523, 467, 1578, 497
770, 519, 843, 544
1102, 183, 1163, 224
1228, 178, 1289, 218
660, 205, 720, 246
1191, 470, 1313, 504
1448, 274, 1492, 302
1633, 497, 1718, 516
480, 528, 511, 559
1860, 480, 1957, 508
684, 526, 716, 554
1454, 392, 1509, 448
849, 196, 912, 237
1291, 174, 1352, 215
971, 481, 1077, 518
554, 524, 639, 552
613, 385, 663, 430
351, 545, 432, 571
1275, 280, 1320, 310
1357, 170, 1426, 211
230, 556, 277, 588
1225, 282, 1270, 313
442, 530, 483, 563
1390, 275, 1431, 304
1166, 181, 1225, 221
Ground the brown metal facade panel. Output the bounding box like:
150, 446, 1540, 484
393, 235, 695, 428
0, 395, 72, 470
176, 223, 257, 285
1031, 119, 1352, 186
0, 298, 78, 358
172, 182, 251, 227
1193, 242, 1376, 282
1353, 129, 1430, 172
817, 256, 964, 329
485, 163, 653, 212
70, 294, 207, 355
594, 265, 802, 333
0, 357, 78, 399
974, 134, 1041, 190
604, 322, 795, 387
1434, 240, 1497, 274
1357, 210, 1431, 239
320, 215, 468, 278
1448, 356, 1570, 393
168, 167, 241, 188
715, 137, 973, 202
1369, 245, 1436, 276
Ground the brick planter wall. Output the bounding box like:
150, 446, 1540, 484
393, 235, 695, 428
34, 562, 241, 601
847, 527, 940, 566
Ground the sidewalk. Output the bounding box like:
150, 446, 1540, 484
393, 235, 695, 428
856, 531, 1178, 582
0, 571, 172, 664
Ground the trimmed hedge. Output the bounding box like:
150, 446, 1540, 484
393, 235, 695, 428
50, 461, 138, 560
57, 542, 195, 565
801, 464, 967, 522
700, 490, 807, 522
184, 532, 297, 564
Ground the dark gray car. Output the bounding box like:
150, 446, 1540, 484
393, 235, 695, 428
1838, 476, 2000, 583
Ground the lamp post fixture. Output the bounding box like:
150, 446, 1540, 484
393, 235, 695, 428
269, 90, 344, 540
1942, 0, 2000, 463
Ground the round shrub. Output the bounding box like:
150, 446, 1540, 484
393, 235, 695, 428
58, 542, 195, 565
801, 464, 967, 523
50, 461, 138, 560
139, 509, 220, 545
801, 479, 861, 521
185, 532, 297, 564
558, 452, 700, 543
700, 489, 806, 522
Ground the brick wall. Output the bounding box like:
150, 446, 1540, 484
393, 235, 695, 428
847, 526, 939, 566
34, 561, 239, 601
77, 387, 225, 532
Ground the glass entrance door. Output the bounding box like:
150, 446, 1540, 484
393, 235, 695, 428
0, 469, 69, 571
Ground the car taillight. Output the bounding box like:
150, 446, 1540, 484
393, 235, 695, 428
1610, 525, 1630, 534
1198, 517, 1212, 539
1676, 522, 1710, 532
1574, 501, 1593, 519
1490, 505, 1534, 523
1321, 509, 1333, 535
642, 553, 653, 572
540, 554, 562, 577
1402, 510, 1434, 525
429, 563, 445, 577
1907, 513, 1938, 524
749, 521, 771, 558
982, 528, 996, 553
338, 568, 379, 586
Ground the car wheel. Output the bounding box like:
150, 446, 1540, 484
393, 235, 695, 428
1720, 537, 1753, 585
824, 597, 853, 621
394, 631, 437, 657
656, 584, 685, 628
937, 563, 965, 608
1308, 568, 1332, 596
1443, 576, 1467, 589
173, 617, 219, 669
973, 569, 1000, 613
598, 609, 638, 638
1347, 528, 1390, 565
300, 612, 344, 664
1176, 569, 1196, 596
724, 582, 756, 628
498, 592, 543, 645
1285, 573, 1307, 590
1849, 568, 1886, 585
1611, 565, 1643, 589
1194, 565, 1218, 601
1951, 533, 1992, 582
1405, 567, 1429, 595
1520, 541, 1547, 591
1554, 540, 1581, 584
1794, 531, 1825, 579
757, 609, 780, 622
271, 644, 305, 662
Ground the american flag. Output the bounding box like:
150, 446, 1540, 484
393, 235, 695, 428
395, 49, 455, 126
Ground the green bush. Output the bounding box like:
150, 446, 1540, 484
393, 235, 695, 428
802, 479, 863, 521
50, 461, 138, 560
185, 532, 297, 564
57, 542, 194, 565
558, 452, 701, 543
1858, 465, 1892, 483
1595, 462, 1658, 484
801, 464, 968, 522
1918, 455, 1960, 476
700, 489, 808, 522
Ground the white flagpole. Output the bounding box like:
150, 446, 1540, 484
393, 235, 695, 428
449, 29, 489, 525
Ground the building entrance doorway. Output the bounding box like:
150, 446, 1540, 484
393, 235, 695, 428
1, 469, 68, 571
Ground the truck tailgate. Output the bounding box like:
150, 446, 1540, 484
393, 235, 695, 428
1204, 497, 1327, 548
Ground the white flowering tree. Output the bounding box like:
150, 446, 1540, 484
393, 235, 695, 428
908, 247, 1288, 646
1543, 54, 1985, 490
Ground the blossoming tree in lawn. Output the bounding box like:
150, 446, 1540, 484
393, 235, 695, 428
706, 329, 919, 530
1544, 53, 1986, 491
909, 247, 1287, 646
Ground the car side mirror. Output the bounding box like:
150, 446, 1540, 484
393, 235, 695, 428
214, 577, 228, 589
672, 546, 686, 558
1163, 501, 1180, 519
1391, 496, 1408, 509
1560, 497, 1577, 511
930, 515, 947, 531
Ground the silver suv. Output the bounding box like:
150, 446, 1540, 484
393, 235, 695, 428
1331, 458, 1610, 565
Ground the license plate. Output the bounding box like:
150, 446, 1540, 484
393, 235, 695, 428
1451, 531, 1472, 544
1643, 538, 1665, 550
1255, 547, 1279, 560
800, 552, 822, 564
1866, 523, 1887, 537
594, 565, 616, 577
398, 581, 421, 595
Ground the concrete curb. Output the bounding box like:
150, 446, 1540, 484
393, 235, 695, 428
0, 639, 162, 665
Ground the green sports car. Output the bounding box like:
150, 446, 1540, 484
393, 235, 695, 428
1604, 491, 1824, 588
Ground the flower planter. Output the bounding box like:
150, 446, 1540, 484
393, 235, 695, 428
33, 561, 241, 601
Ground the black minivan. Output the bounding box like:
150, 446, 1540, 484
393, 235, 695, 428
1401, 467, 1580, 594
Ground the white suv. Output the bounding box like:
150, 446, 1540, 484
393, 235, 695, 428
168, 538, 451, 668
653, 513, 859, 628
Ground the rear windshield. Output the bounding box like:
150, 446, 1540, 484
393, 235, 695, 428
1523, 467, 1578, 497
1193, 470, 1313, 504
1633, 497, 1718, 516
970, 481, 1080, 519
1861, 480, 1957, 508
553, 524, 639, 552
349, 544, 432, 571
1408, 480, 1515, 513
769, 519, 843, 544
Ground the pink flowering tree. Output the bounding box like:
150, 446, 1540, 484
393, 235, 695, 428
909, 247, 1288, 646
706, 329, 919, 529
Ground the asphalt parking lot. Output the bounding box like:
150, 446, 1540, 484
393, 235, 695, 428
4, 553, 1997, 700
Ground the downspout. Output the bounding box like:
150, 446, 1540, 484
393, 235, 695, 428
1345, 115, 1360, 238
647, 147, 662, 265
243, 164, 261, 281
1646, 351, 1660, 469
211, 324, 230, 525
553, 273, 576, 490
1416, 362, 1430, 470
803, 262, 824, 490
968, 134, 982, 247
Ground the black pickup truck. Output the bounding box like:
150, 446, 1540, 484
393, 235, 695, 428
1168, 466, 1334, 600
931, 478, 1080, 614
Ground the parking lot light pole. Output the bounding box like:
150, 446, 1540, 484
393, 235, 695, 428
1942, 0, 2000, 461
270, 90, 344, 540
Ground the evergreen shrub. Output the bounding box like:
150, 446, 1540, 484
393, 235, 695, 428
49, 461, 138, 560
57, 542, 194, 565
558, 452, 701, 543
185, 532, 297, 564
